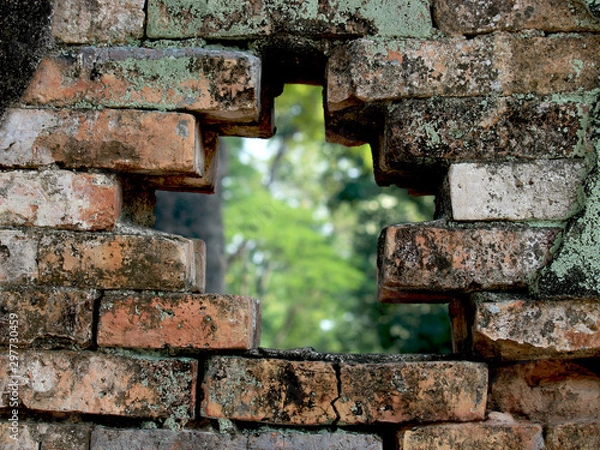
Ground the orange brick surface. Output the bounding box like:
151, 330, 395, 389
38, 232, 205, 291
0, 350, 197, 419
0, 108, 204, 176
98, 292, 261, 350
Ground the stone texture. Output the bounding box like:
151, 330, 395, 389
472, 293, 600, 360
449, 160, 586, 221
37, 232, 205, 291
98, 292, 261, 350
0, 287, 97, 348
546, 420, 600, 450
327, 34, 600, 111
337, 361, 488, 425
202, 356, 338, 425
377, 223, 560, 302
398, 421, 544, 450
0, 230, 38, 285
0, 108, 204, 176
488, 360, 600, 423
90, 427, 382, 450
0, 421, 91, 450
434, 0, 600, 35
147, 0, 432, 39
0, 170, 121, 230
376, 93, 596, 187
52, 0, 145, 44
0, 350, 197, 419
23, 47, 261, 122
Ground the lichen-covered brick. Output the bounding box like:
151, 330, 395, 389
546, 420, 600, 450
98, 292, 261, 350
0, 350, 197, 419
327, 34, 600, 111
398, 421, 544, 450
0, 108, 204, 176
472, 292, 600, 360
147, 0, 432, 39
378, 223, 560, 302
52, 0, 145, 44
0, 287, 97, 348
23, 47, 261, 122
336, 361, 487, 425
202, 356, 338, 425
0, 170, 121, 230
377, 93, 596, 187
489, 360, 600, 423
433, 0, 600, 35
37, 232, 205, 291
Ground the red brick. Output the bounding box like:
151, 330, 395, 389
546, 420, 600, 450
37, 232, 205, 291
433, 0, 600, 35
327, 35, 600, 112
0, 287, 97, 348
23, 47, 261, 123
0, 421, 91, 450
147, 0, 432, 39
145, 130, 219, 193
398, 421, 544, 450
0, 108, 203, 176
98, 292, 261, 350
0, 170, 121, 230
0, 350, 197, 419
377, 223, 560, 302
201, 356, 338, 425
0, 230, 38, 285
376, 94, 595, 188
90, 427, 382, 450
489, 360, 600, 423
472, 292, 600, 360
337, 361, 487, 425
52, 0, 145, 43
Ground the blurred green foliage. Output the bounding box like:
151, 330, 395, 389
222, 84, 452, 353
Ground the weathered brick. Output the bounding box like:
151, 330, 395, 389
0, 230, 38, 285
90, 427, 382, 450
398, 421, 544, 450
472, 293, 600, 360
0, 108, 204, 176
23, 47, 261, 122
98, 292, 261, 350
0, 350, 197, 419
449, 160, 586, 221
0, 170, 121, 230
38, 232, 205, 291
377, 223, 560, 302
327, 35, 600, 112
434, 0, 600, 35
376, 93, 596, 186
0, 421, 91, 450
0, 287, 97, 348
147, 0, 432, 39
145, 131, 219, 193
337, 361, 487, 425
52, 0, 145, 43
202, 356, 338, 425
489, 360, 600, 423
546, 420, 600, 450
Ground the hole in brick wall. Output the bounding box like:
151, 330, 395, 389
155, 84, 452, 354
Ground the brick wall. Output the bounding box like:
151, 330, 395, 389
1, 0, 600, 448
